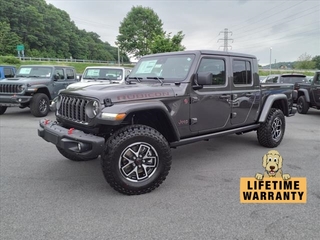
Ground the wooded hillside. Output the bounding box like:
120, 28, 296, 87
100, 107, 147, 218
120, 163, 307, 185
0, 0, 129, 62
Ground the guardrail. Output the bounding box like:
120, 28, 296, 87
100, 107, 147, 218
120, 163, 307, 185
16, 56, 130, 64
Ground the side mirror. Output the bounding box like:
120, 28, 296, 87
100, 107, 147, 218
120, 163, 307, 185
53, 74, 59, 81
197, 72, 212, 85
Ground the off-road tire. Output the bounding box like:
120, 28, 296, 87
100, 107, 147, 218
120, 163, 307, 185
297, 96, 309, 114
257, 108, 285, 148
101, 124, 172, 195
30, 93, 50, 117
56, 146, 98, 161
0, 106, 7, 115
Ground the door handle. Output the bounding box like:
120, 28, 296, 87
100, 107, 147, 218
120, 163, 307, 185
219, 95, 230, 99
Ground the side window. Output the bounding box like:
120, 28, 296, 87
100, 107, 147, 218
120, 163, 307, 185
54, 69, 65, 80
66, 69, 75, 79
315, 74, 320, 85
197, 58, 226, 86
4, 68, 14, 78
233, 60, 252, 85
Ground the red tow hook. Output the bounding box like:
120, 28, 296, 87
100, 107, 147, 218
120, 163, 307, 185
44, 119, 50, 125
68, 128, 75, 135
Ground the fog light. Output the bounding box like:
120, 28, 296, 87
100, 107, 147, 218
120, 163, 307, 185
78, 142, 82, 151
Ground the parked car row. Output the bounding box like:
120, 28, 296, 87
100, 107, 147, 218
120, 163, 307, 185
260, 72, 320, 114
0, 65, 132, 116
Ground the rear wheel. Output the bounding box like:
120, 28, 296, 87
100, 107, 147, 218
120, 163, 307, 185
30, 93, 50, 117
0, 106, 7, 115
56, 146, 98, 161
101, 124, 172, 195
257, 108, 285, 148
297, 96, 309, 114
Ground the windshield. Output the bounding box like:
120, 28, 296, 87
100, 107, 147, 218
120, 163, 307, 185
15, 67, 52, 78
82, 68, 123, 81
129, 54, 195, 82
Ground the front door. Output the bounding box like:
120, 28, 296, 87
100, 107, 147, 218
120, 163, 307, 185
189, 56, 231, 133
230, 58, 260, 126
52, 68, 68, 97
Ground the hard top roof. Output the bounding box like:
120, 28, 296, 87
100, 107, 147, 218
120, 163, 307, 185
143, 50, 257, 59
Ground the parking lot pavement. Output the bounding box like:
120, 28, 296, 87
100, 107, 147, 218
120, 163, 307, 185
1, 107, 319, 240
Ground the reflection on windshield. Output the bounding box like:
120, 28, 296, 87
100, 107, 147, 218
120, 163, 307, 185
83, 68, 124, 81
129, 54, 195, 82
16, 67, 52, 78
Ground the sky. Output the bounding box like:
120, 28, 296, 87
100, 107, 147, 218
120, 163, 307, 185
45, 0, 320, 66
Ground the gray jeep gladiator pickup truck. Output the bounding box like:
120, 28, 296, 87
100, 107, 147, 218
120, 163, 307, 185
295, 70, 320, 114
0, 65, 77, 116
38, 50, 297, 195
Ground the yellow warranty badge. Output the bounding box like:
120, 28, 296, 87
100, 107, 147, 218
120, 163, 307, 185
240, 177, 307, 203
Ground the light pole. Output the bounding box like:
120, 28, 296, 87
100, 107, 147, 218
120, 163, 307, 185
117, 47, 120, 66
269, 47, 272, 74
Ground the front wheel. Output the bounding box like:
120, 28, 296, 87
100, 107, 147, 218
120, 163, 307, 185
297, 96, 309, 114
101, 125, 172, 195
257, 108, 285, 148
0, 106, 7, 115
30, 93, 50, 117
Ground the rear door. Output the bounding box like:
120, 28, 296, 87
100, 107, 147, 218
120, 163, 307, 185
189, 55, 231, 133
230, 58, 260, 126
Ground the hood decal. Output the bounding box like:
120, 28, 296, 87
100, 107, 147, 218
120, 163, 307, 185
117, 92, 171, 101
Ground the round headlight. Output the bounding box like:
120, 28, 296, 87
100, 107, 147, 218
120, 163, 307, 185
92, 101, 99, 115
18, 85, 26, 92
85, 100, 100, 118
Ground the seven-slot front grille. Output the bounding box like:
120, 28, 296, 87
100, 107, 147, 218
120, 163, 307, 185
58, 95, 89, 123
0, 84, 23, 94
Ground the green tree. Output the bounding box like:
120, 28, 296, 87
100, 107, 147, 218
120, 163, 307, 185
149, 31, 185, 54
0, 0, 129, 62
117, 6, 164, 58
294, 53, 316, 69
312, 55, 320, 70
0, 21, 21, 55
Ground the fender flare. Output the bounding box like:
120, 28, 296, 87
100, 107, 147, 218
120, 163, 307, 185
298, 89, 310, 102
258, 94, 288, 122
102, 101, 180, 141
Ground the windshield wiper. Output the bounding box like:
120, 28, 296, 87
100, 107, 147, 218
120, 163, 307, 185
127, 77, 143, 84
147, 77, 164, 85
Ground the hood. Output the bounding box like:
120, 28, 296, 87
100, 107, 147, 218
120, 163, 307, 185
67, 81, 120, 89
67, 81, 117, 89
63, 83, 175, 103
0, 77, 51, 85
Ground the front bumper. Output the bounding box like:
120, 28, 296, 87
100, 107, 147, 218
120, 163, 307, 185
38, 119, 105, 158
0, 95, 32, 106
